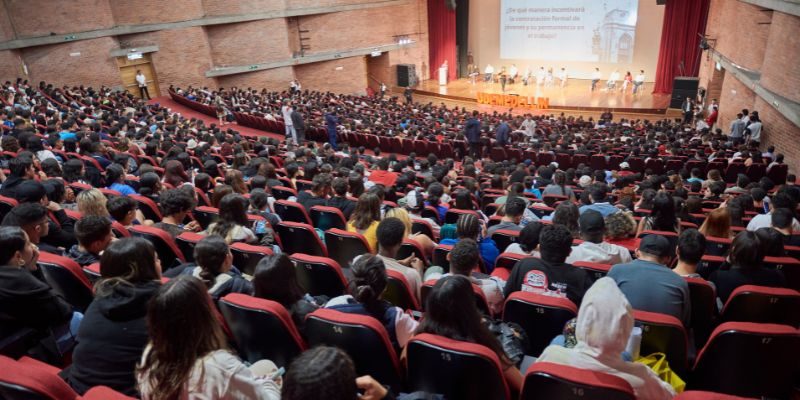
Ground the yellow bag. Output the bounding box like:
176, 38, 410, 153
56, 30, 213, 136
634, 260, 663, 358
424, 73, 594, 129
636, 352, 686, 393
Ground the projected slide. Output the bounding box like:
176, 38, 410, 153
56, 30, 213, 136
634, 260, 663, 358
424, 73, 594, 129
500, 0, 639, 63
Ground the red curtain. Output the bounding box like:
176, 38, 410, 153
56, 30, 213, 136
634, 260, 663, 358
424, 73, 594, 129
652, 0, 711, 93
427, 0, 457, 82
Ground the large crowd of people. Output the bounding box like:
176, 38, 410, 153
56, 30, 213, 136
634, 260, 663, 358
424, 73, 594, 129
0, 77, 797, 399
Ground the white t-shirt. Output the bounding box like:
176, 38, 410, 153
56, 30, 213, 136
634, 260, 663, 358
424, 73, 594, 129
635, 73, 645, 83
135, 73, 146, 87
281, 105, 293, 126
592, 71, 601, 80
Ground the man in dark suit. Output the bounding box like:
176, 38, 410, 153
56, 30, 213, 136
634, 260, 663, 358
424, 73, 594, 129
290, 106, 305, 145
465, 110, 482, 159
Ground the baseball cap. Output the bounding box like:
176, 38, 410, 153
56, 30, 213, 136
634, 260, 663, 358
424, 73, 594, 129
578, 175, 592, 187
638, 235, 673, 258
619, 162, 630, 169
578, 210, 605, 234
16, 180, 47, 203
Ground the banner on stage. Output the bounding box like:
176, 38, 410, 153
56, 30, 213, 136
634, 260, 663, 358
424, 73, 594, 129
476, 92, 549, 110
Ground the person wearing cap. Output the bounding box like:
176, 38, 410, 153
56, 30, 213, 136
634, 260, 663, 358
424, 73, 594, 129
579, 184, 620, 217
607, 235, 691, 327
504, 224, 593, 306
566, 210, 631, 265
617, 162, 635, 177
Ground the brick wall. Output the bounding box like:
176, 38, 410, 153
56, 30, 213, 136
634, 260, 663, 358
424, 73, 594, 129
217, 67, 294, 91
756, 97, 800, 174
0, 50, 23, 81
711, 1, 770, 71
109, 0, 204, 25
294, 56, 367, 95
202, 0, 284, 16
287, 0, 376, 8
206, 19, 291, 67
759, 12, 800, 102
0, 3, 15, 42
717, 73, 756, 133
148, 27, 217, 94
3, 0, 115, 38
21, 37, 122, 88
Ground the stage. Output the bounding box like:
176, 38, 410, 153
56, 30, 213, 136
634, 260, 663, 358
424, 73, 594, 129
413, 78, 672, 115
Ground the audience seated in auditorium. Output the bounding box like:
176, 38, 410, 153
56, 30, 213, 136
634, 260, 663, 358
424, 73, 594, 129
347, 193, 382, 252
282, 346, 390, 400
709, 231, 787, 303
504, 221, 542, 257
487, 197, 525, 236
2, 202, 62, 255
608, 235, 691, 327
536, 277, 676, 399
166, 235, 252, 301
566, 210, 632, 265
440, 214, 500, 272
432, 239, 506, 315
205, 193, 257, 244
153, 188, 201, 238
671, 229, 708, 280
61, 237, 161, 396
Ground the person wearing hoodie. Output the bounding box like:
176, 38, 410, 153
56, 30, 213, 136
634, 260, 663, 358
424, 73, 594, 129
0, 155, 36, 199
536, 277, 676, 399
60, 237, 162, 396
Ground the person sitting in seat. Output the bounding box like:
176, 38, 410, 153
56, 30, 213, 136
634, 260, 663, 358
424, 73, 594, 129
440, 214, 500, 273
429, 239, 506, 315
252, 254, 322, 336
153, 189, 201, 239
536, 277, 676, 399
297, 173, 331, 213
504, 221, 542, 257
67, 216, 114, 266
165, 235, 252, 301
106, 196, 151, 228
566, 210, 632, 265
710, 231, 787, 303
487, 197, 525, 236
672, 228, 709, 281
2, 202, 62, 255
205, 193, 257, 244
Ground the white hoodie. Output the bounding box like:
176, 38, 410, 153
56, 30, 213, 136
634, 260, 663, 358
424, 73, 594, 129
536, 278, 676, 400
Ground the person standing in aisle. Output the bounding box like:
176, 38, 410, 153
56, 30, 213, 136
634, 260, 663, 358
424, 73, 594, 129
290, 106, 305, 145
325, 108, 339, 150
135, 70, 150, 100
281, 100, 296, 143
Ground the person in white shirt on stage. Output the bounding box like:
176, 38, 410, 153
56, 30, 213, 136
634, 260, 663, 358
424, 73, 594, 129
557, 68, 568, 87
536, 67, 546, 87
545, 68, 554, 87
591, 68, 601, 91
633, 70, 645, 94
508, 64, 518, 84
607, 70, 620, 90
484, 64, 495, 82
522, 65, 532, 85
135, 70, 150, 100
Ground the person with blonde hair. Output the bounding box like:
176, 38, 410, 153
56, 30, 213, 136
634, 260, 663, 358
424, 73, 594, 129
699, 207, 733, 239
385, 207, 435, 256
77, 188, 110, 218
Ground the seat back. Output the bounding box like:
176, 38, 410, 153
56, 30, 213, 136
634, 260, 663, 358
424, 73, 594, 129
397, 238, 426, 261
406, 333, 510, 400
444, 208, 479, 225
290, 254, 347, 298
494, 252, 526, 271
129, 194, 162, 221
276, 222, 327, 257
0, 355, 79, 400
685, 277, 716, 346
721, 285, 800, 327
432, 244, 453, 272
520, 362, 635, 400
270, 186, 297, 201
384, 269, 420, 311
274, 200, 312, 225
309, 206, 347, 231
175, 231, 205, 263
704, 236, 732, 257
324, 228, 371, 268
571, 261, 612, 281
305, 309, 401, 388
411, 219, 435, 239
763, 256, 800, 292
230, 242, 273, 276
634, 310, 689, 375
82, 386, 137, 399
37, 252, 94, 312
766, 164, 788, 185
503, 292, 578, 356
0, 195, 19, 222
689, 322, 800, 398
193, 206, 220, 230
129, 225, 186, 269
491, 229, 520, 252
218, 293, 306, 367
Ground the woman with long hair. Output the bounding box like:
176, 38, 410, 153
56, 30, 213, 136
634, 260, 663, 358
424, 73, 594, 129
252, 254, 321, 335
136, 276, 281, 399
699, 207, 733, 239
138, 172, 162, 202
163, 159, 190, 188
225, 169, 248, 195
105, 163, 136, 196
166, 235, 251, 300
710, 231, 787, 303
346, 192, 382, 252
549, 202, 580, 238
637, 192, 680, 235
62, 238, 161, 396
63, 158, 87, 184
325, 255, 418, 350
542, 171, 576, 201
415, 275, 523, 393
425, 182, 449, 223
205, 193, 257, 244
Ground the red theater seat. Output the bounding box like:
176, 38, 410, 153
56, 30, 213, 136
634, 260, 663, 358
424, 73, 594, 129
0, 355, 79, 400
290, 253, 348, 298
324, 228, 371, 268
720, 285, 800, 327
520, 362, 635, 400
275, 222, 326, 257
503, 292, 578, 356
37, 252, 94, 312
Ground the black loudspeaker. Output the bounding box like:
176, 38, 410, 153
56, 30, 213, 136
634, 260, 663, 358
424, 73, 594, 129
670, 76, 699, 108
397, 64, 416, 87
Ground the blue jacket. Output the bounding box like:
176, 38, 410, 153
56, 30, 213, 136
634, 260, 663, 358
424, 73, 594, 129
495, 122, 510, 146
325, 113, 338, 135
440, 237, 500, 273
465, 118, 481, 143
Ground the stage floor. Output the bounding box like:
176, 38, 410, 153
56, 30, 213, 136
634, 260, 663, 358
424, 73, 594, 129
414, 78, 671, 114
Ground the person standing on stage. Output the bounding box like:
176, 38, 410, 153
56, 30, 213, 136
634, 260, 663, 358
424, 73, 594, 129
558, 68, 568, 87
465, 111, 482, 159
325, 108, 339, 150
135, 70, 150, 100
633, 70, 645, 94
495, 119, 510, 147
404, 86, 413, 104
545, 68, 554, 87
591, 68, 601, 91
509, 64, 518, 84
536, 67, 546, 87
681, 97, 694, 124
484, 64, 495, 82
523, 65, 532, 85
500, 72, 507, 92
